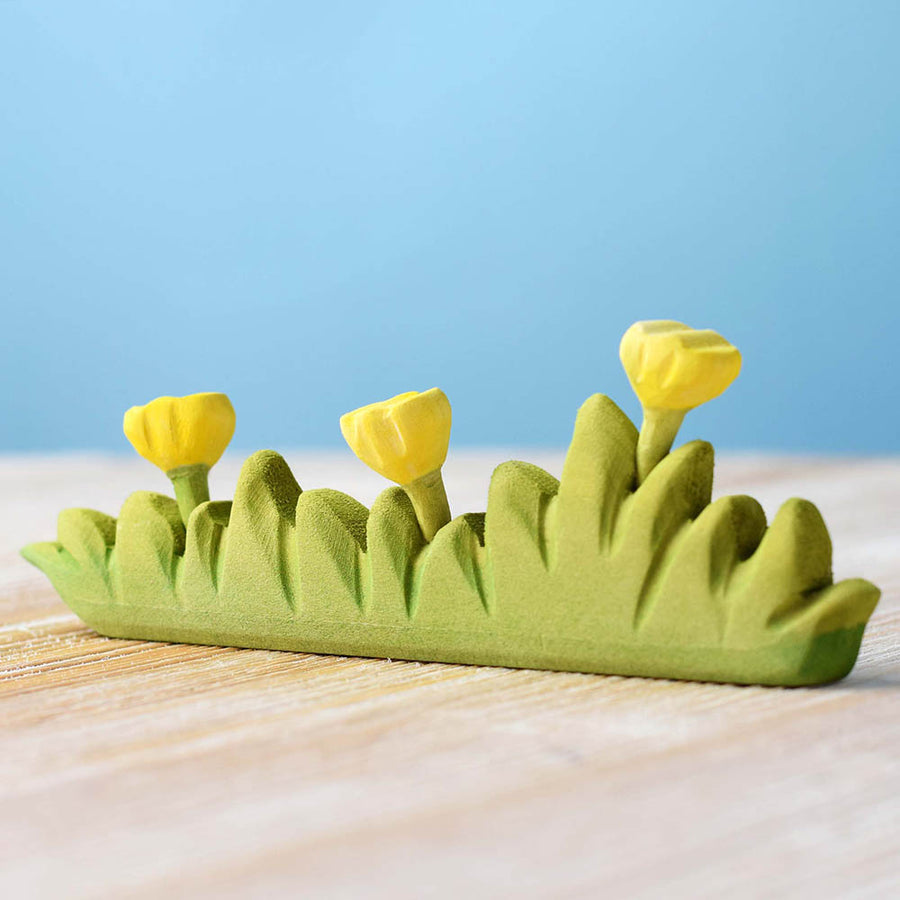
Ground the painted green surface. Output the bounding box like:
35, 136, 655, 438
22, 395, 880, 686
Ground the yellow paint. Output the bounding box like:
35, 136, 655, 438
123, 393, 236, 473
340, 388, 452, 485
620, 320, 742, 411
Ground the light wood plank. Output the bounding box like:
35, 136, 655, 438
1, 453, 897, 899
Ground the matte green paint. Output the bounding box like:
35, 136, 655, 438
21, 395, 880, 686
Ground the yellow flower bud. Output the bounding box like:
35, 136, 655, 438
620, 320, 742, 411
123, 392, 236, 474
340, 389, 452, 486
620, 321, 742, 485
340, 389, 453, 540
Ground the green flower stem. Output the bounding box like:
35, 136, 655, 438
636, 408, 686, 485
167, 463, 211, 525
403, 468, 451, 541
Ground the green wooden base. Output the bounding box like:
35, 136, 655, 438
66, 602, 866, 687
22, 395, 880, 687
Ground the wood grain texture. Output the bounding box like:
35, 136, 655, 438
2, 452, 898, 899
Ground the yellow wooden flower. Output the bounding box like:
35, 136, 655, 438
619, 320, 742, 411
340, 389, 452, 486
620, 321, 741, 484
340, 389, 452, 540
124, 392, 236, 473
123, 392, 236, 524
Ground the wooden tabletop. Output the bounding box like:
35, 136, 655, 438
2, 452, 898, 899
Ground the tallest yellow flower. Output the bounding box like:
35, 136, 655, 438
123, 392, 236, 523
620, 321, 741, 484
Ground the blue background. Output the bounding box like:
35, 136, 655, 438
2, 1, 898, 454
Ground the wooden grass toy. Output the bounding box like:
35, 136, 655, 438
22, 321, 881, 686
